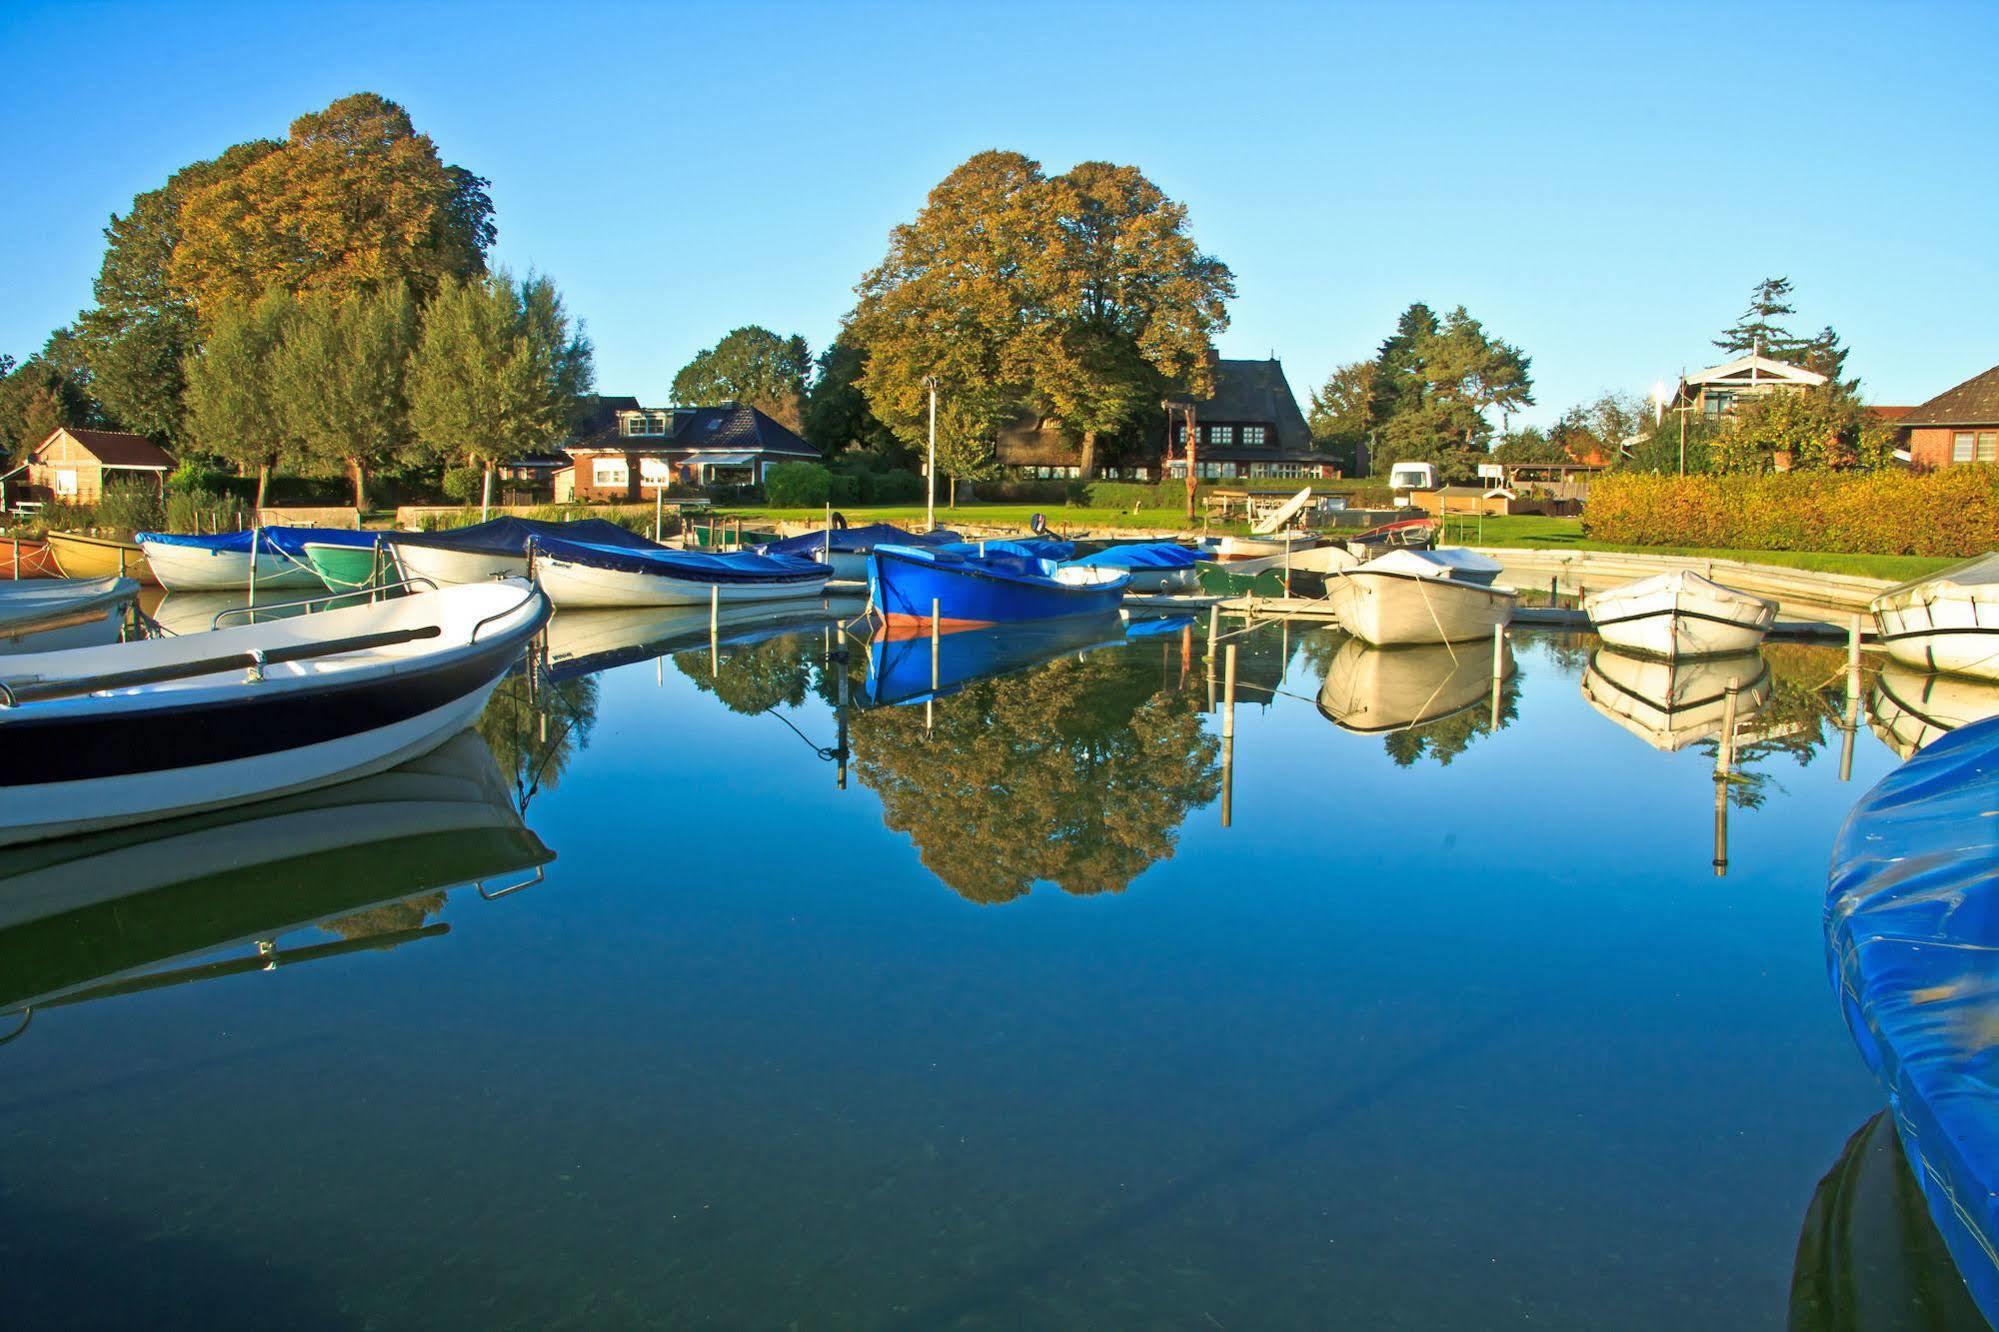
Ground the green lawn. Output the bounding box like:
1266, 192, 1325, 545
710, 501, 1957, 583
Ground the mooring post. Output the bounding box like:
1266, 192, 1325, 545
10, 536, 19, 580
246, 526, 259, 614
1841, 614, 1863, 783
1490, 623, 1506, 729
710, 582, 720, 675
930, 597, 941, 691
1548, 575, 1557, 606
655, 488, 664, 542
1713, 771, 1729, 877
1716, 677, 1739, 778
836, 643, 851, 789
1221, 643, 1238, 828
1207, 601, 1220, 659
1283, 540, 1292, 597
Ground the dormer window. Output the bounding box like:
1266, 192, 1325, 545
1241, 425, 1267, 447
1208, 425, 1234, 447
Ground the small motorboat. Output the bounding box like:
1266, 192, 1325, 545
1343, 517, 1437, 560
532, 534, 833, 609
1581, 648, 1772, 752
0, 577, 140, 655
0, 579, 549, 847
1323, 548, 1517, 646
1867, 659, 1999, 759
1871, 554, 1999, 681
1060, 542, 1200, 593
1315, 636, 1513, 734
389, 516, 658, 586
757, 523, 959, 581
868, 543, 1130, 629
1584, 570, 1777, 660
865, 615, 1126, 707
45, 531, 156, 585
137, 527, 378, 592
2, 536, 60, 579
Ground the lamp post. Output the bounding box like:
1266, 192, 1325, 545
924, 375, 938, 533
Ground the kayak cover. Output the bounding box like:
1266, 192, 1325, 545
1064, 542, 1199, 571
534, 534, 830, 585
758, 524, 959, 558
390, 517, 657, 556
137, 527, 377, 557
1826, 712, 1999, 1326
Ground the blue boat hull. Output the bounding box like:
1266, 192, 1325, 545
868, 546, 1127, 627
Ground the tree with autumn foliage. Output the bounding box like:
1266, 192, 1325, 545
670, 326, 812, 430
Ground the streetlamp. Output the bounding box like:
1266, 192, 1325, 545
924, 375, 938, 533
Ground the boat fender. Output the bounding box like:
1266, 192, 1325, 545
831, 511, 848, 531
1030, 512, 1048, 535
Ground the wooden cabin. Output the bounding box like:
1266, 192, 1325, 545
19, 427, 173, 504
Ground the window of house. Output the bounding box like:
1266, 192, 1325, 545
1242, 425, 1268, 447
1955, 433, 1977, 463
1982, 432, 1999, 463
53, 468, 78, 496
639, 458, 671, 486
593, 458, 629, 488
1208, 425, 1234, 447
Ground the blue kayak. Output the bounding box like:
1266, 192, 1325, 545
1827, 714, 1999, 1324
867, 544, 1130, 627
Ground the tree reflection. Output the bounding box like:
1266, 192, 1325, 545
323, 891, 448, 940
674, 634, 818, 715
1701, 642, 1848, 809
477, 669, 600, 810
849, 649, 1220, 903
1381, 679, 1519, 767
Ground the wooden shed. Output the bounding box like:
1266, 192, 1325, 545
22, 427, 173, 503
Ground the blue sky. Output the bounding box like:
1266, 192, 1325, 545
2, 0, 1994, 428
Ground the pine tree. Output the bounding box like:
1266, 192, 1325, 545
1714, 276, 1798, 358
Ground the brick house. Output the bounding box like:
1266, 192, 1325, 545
11, 427, 173, 504
1898, 363, 1999, 468
561, 400, 819, 503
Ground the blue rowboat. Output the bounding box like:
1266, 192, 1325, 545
1827, 714, 1999, 1325
1062, 542, 1199, 593
532, 534, 831, 609
866, 615, 1127, 706
756, 523, 960, 580
137, 527, 377, 592
867, 544, 1130, 629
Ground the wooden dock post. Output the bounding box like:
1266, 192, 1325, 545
10, 537, 19, 580
1490, 623, 1505, 729
709, 583, 720, 674
1221, 642, 1238, 828
246, 526, 258, 614
1713, 676, 1739, 876
836, 638, 851, 790
1206, 601, 1220, 659
931, 597, 941, 691
1713, 772, 1729, 877
1841, 613, 1863, 782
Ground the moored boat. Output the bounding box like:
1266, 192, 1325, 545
304, 537, 395, 591
1584, 570, 1777, 660
1581, 648, 1772, 751
137, 527, 377, 592
1343, 517, 1437, 559
0, 577, 140, 655
1323, 548, 1517, 645
1866, 659, 1999, 759
0, 579, 549, 847
533, 534, 833, 609
1215, 532, 1318, 561
1870, 554, 1999, 681
45, 531, 156, 585
1315, 636, 1514, 734
868, 543, 1130, 628
1060, 542, 1200, 593
2, 536, 60, 579
389, 516, 657, 585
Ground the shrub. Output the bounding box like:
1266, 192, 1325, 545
91, 481, 166, 537
764, 462, 833, 507
1584, 469, 1999, 557
873, 469, 924, 503
441, 466, 485, 503
165, 486, 249, 534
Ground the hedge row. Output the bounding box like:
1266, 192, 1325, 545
1584, 470, 1999, 557
764, 462, 924, 507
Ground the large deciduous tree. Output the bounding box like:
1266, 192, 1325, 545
272, 284, 419, 510
408, 272, 594, 500
182, 290, 299, 508
803, 330, 901, 458
169, 93, 494, 317
669, 326, 811, 430
0, 330, 104, 465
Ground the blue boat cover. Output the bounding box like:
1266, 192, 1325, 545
137, 527, 377, 556
935, 538, 1075, 562
389, 517, 657, 556
1827, 714, 1999, 1325
1064, 542, 1198, 571
757, 523, 959, 558
866, 615, 1126, 706
535, 534, 830, 584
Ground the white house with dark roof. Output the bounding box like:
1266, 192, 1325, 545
559, 400, 819, 502
1672, 352, 1827, 421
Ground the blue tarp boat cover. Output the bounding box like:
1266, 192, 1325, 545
1827, 714, 1999, 1325
535, 534, 829, 584
936, 538, 1075, 563
757, 524, 959, 558
1064, 542, 1198, 571
389, 517, 656, 556
137, 527, 376, 556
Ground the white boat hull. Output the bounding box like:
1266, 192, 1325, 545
394, 544, 526, 587
1874, 591, 1999, 681
1584, 571, 1776, 660
1216, 534, 1317, 561
536, 554, 833, 609
1325, 570, 1516, 645
1867, 660, 1999, 758
1581, 649, 1772, 752
141, 541, 324, 592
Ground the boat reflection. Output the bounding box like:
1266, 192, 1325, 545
1867, 660, 1999, 760
544, 598, 864, 682
864, 614, 1127, 707
1314, 635, 1518, 765
1789, 1110, 1986, 1330
0, 730, 552, 1032
1582, 648, 1773, 752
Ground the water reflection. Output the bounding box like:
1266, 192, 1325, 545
847, 634, 1220, 903
476, 670, 599, 809
864, 615, 1127, 707
1583, 648, 1773, 752
1314, 635, 1519, 766
1868, 661, 1999, 760
0, 731, 550, 1032
1789, 1111, 1986, 1330
544, 600, 864, 682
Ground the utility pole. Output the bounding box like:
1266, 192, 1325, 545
924, 376, 938, 533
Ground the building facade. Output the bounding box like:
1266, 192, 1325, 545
1671, 352, 1827, 420
561, 399, 820, 502
14, 427, 173, 504
1899, 364, 1999, 468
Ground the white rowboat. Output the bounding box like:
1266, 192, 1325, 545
1871, 554, 1999, 681
1584, 570, 1777, 660
1324, 548, 1517, 646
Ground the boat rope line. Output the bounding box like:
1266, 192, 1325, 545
763, 705, 843, 762
1590, 606, 1769, 630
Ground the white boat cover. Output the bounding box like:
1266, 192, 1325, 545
1873, 553, 1999, 609
1359, 548, 1499, 581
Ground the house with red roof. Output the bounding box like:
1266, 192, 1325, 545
1898, 363, 1999, 468
18, 427, 173, 504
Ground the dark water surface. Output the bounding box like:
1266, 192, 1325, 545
0, 611, 1964, 1329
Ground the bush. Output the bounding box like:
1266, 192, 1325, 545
764, 462, 833, 507
91, 481, 166, 537
1584, 469, 1999, 557
873, 469, 924, 503
165, 486, 249, 534
441, 466, 485, 503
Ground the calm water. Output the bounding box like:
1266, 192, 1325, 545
1, 605, 1976, 1329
